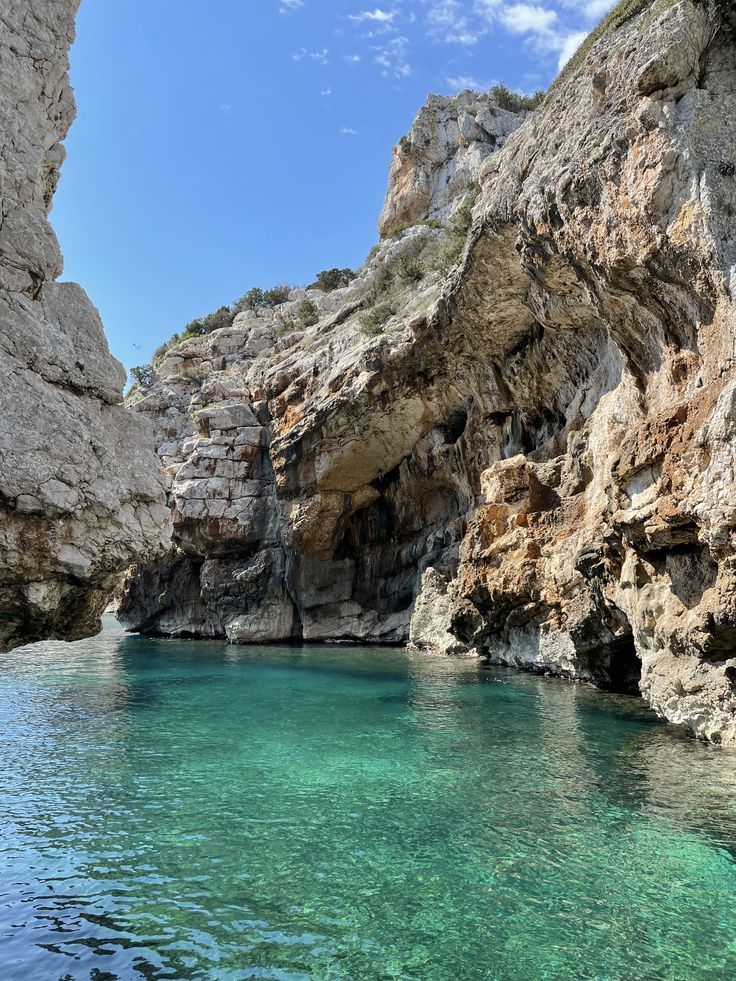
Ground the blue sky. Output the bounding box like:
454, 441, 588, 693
51, 0, 614, 372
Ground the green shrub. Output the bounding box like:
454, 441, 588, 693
369, 262, 395, 301
395, 232, 438, 284
130, 364, 156, 389
310, 267, 355, 292
152, 341, 170, 364
203, 306, 233, 333
180, 364, 208, 383
179, 305, 233, 341
297, 299, 319, 327
233, 284, 292, 314
429, 184, 480, 274
181, 318, 207, 339
395, 252, 424, 284
263, 285, 291, 307
489, 84, 545, 112
360, 302, 394, 336
234, 287, 266, 312
173, 283, 294, 352
275, 316, 298, 336
369, 229, 442, 297
450, 194, 476, 239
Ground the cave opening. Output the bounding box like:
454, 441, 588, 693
601, 636, 641, 696
335, 496, 397, 561
442, 408, 469, 444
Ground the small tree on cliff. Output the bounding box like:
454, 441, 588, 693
489, 84, 544, 112
263, 285, 291, 307
234, 287, 266, 312
130, 364, 155, 389
310, 268, 355, 292
297, 299, 319, 327
233, 284, 292, 312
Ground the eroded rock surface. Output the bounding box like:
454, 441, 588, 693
122, 1, 736, 744
448, 0, 736, 743
378, 90, 526, 238
0, 1, 169, 650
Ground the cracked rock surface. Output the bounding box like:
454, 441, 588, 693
0, 0, 169, 650
377, 89, 526, 238
121, 1, 736, 744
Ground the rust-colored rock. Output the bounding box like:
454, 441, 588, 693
122, 1, 736, 744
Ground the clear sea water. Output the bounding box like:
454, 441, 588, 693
1, 619, 736, 980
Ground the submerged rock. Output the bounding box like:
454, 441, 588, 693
122, 1, 736, 744
0, 2, 169, 650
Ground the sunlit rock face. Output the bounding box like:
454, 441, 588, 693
0, 1, 169, 651
121, 1, 736, 744
377, 90, 527, 239
449, 0, 736, 744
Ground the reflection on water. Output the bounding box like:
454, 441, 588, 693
1, 617, 736, 979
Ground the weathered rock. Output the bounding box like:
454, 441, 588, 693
122, 1, 736, 745
449, 0, 736, 742
120, 224, 465, 643
0, 1, 169, 650
378, 90, 525, 238
409, 567, 475, 656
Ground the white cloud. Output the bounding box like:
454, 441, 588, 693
427, 1, 482, 44
348, 8, 396, 23
281, 1, 602, 89
445, 74, 497, 92
472, 0, 505, 29
558, 0, 615, 18
322, 85, 333, 95
555, 29, 587, 68
501, 4, 558, 34
278, 0, 304, 12
584, 0, 615, 15
292, 47, 330, 63
372, 35, 411, 77
340, 126, 360, 135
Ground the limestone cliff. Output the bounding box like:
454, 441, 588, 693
378, 89, 526, 238
121, 0, 736, 744
0, 1, 169, 650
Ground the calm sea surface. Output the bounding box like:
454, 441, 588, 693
1, 617, 736, 979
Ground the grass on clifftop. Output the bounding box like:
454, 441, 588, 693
550, 0, 724, 96
550, 0, 655, 93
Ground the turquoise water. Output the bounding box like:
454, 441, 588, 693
2, 621, 736, 979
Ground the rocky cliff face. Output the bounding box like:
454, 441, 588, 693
378, 90, 526, 238
446, 0, 736, 744
121, 0, 736, 744
0, 1, 169, 651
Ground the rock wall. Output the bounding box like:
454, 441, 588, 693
120, 229, 464, 644
448, 0, 736, 742
378, 90, 526, 238
0, 0, 169, 650
121, 1, 736, 744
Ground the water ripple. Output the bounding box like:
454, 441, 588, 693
1, 619, 735, 978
